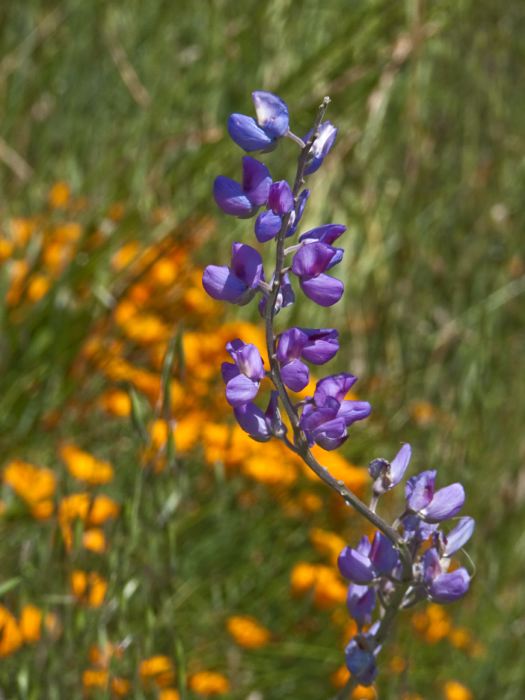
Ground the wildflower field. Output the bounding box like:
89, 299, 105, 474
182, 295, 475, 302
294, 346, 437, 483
1, 2, 524, 698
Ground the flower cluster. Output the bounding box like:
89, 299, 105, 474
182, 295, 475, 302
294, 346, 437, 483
339, 444, 475, 685
202, 90, 474, 693
203, 90, 369, 451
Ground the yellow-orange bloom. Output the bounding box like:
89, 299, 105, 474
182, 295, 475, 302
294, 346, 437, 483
330, 665, 350, 688
352, 686, 377, 700
159, 690, 181, 700
111, 677, 131, 696
99, 390, 132, 417
0, 606, 23, 657
226, 615, 271, 649
70, 570, 108, 608
188, 672, 230, 696
27, 273, 51, 302
82, 668, 109, 689
60, 444, 114, 485
3, 459, 56, 512
443, 681, 473, 700
290, 562, 346, 608
83, 528, 107, 553
139, 655, 175, 688
18, 605, 42, 644
48, 181, 70, 208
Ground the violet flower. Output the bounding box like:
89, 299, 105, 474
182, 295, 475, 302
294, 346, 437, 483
202, 242, 264, 305
347, 584, 377, 628
406, 470, 465, 523
299, 373, 371, 450
291, 241, 344, 307
258, 272, 295, 316
228, 91, 289, 152
213, 156, 271, 218
221, 339, 265, 406
304, 121, 338, 175
345, 622, 381, 687
276, 327, 339, 392
370, 443, 412, 497
421, 548, 471, 603
255, 180, 294, 243
233, 392, 285, 443
338, 533, 399, 585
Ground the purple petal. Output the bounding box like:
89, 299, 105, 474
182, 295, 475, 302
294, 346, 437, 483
311, 417, 348, 450
429, 568, 470, 603
221, 362, 239, 384
301, 328, 339, 364
252, 91, 289, 138
338, 547, 374, 584
421, 483, 465, 523
299, 224, 346, 245
390, 443, 412, 487
356, 536, 372, 557
445, 517, 475, 556
225, 374, 260, 406
314, 373, 357, 404
347, 584, 376, 627
276, 328, 308, 363
304, 121, 338, 175
202, 265, 247, 303
300, 273, 344, 306
345, 640, 377, 686
241, 156, 272, 206
280, 359, 309, 392
255, 211, 282, 243
406, 470, 436, 512
268, 180, 294, 215
422, 547, 442, 585
233, 343, 265, 381
234, 402, 271, 442
370, 532, 399, 575
338, 400, 372, 427
230, 242, 264, 289
213, 176, 254, 217
228, 114, 274, 152
292, 241, 336, 277
299, 404, 339, 435
326, 246, 344, 270
264, 391, 286, 437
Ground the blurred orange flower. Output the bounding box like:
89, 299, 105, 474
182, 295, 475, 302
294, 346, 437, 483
188, 672, 230, 696
226, 615, 271, 649
60, 444, 114, 485
70, 570, 108, 607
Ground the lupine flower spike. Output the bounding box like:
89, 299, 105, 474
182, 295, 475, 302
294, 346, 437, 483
202, 91, 474, 696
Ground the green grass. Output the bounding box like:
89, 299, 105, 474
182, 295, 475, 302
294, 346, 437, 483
1, 1, 525, 698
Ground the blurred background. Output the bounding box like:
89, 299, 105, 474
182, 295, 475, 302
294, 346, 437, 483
1, 1, 524, 698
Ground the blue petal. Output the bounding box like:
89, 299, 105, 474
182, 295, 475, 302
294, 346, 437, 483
213, 176, 254, 217
234, 402, 271, 442
228, 114, 274, 152
202, 265, 246, 303
225, 374, 260, 406
252, 91, 289, 138
255, 211, 282, 243
338, 547, 375, 584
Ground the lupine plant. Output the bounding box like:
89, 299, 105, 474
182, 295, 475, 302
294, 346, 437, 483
203, 91, 475, 696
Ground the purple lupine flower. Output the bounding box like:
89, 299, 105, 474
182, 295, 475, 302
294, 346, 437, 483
370, 443, 412, 497
304, 121, 338, 175
299, 373, 371, 450
298, 223, 346, 245
338, 532, 399, 584
258, 272, 295, 317
401, 514, 438, 545
421, 548, 470, 603
344, 622, 380, 687
213, 156, 271, 218
233, 392, 286, 442
221, 339, 265, 406
291, 241, 344, 307
276, 327, 339, 392
254, 180, 294, 242
443, 517, 475, 556
203, 243, 264, 305
406, 470, 465, 523
228, 91, 289, 152
347, 583, 376, 627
